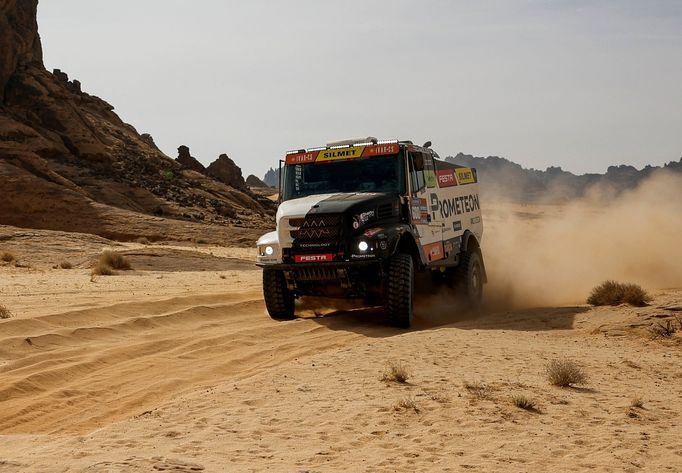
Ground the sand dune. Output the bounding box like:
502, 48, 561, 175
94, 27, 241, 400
1, 192, 682, 471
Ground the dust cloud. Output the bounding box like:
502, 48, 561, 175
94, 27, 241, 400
483, 171, 682, 308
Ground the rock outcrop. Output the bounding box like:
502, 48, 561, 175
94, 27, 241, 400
0, 0, 274, 241
246, 174, 269, 188
262, 167, 280, 187
207, 154, 246, 189
176, 145, 206, 173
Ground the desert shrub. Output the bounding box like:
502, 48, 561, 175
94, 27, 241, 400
0, 304, 12, 319
393, 397, 419, 413
587, 281, 652, 307
511, 394, 537, 411
100, 251, 131, 270
546, 359, 588, 387
381, 360, 410, 384
59, 261, 73, 269
1, 251, 16, 263
135, 237, 151, 245
463, 380, 493, 399
91, 261, 116, 276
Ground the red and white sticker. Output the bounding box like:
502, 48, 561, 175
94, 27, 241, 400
423, 242, 445, 262
294, 254, 333, 263
436, 169, 457, 188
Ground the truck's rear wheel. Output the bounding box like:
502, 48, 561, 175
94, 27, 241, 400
387, 253, 414, 328
456, 249, 483, 308
263, 268, 295, 320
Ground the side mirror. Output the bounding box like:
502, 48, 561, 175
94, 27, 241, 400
423, 141, 432, 148
413, 153, 425, 171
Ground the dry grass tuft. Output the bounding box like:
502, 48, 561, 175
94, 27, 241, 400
649, 318, 681, 338
1, 251, 16, 263
587, 280, 652, 307
511, 394, 538, 411
100, 251, 131, 270
463, 380, 492, 399
630, 397, 644, 409
0, 304, 12, 319
393, 397, 419, 413
59, 261, 73, 269
546, 359, 588, 387
381, 360, 410, 384
135, 237, 151, 245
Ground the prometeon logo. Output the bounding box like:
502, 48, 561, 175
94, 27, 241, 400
430, 193, 481, 220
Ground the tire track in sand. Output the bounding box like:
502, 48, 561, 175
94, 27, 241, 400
0, 290, 385, 434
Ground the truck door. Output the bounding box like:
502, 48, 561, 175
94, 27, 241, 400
408, 150, 445, 264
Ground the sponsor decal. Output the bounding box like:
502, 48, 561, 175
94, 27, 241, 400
411, 197, 429, 225
444, 241, 453, 255
455, 168, 476, 185
317, 146, 365, 163
294, 254, 333, 263
286, 152, 318, 165
471, 216, 481, 224
429, 193, 481, 220
363, 227, 383, 237
425, 170, 437, 188
443, 236, 461, 256
453, 220, 462, 232
363, 143, 400, 157
350, 253, 376, 260
285, 143, 399, 165
436, 169, 457, 188
378, 240, 388, 250
423, 242, 445, 262
353, 210, 376, 229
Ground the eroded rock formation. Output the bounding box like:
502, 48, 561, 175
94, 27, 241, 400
176, 145, 206, 173
0, 0, 274, 241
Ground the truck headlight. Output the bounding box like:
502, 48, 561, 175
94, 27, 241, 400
358, 241, 369, 252
265, 245, 274, 256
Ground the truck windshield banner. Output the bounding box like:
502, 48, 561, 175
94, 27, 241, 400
285, 143, 399, 165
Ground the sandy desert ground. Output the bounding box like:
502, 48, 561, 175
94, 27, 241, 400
1, 193, 682, 472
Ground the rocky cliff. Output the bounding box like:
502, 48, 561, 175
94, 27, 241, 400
0, 0, 274, 242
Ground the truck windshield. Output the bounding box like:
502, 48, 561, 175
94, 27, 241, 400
282, 154, 404, 201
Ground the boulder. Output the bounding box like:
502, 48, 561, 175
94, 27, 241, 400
207, 154, 246, 189
246, 174, 268, 188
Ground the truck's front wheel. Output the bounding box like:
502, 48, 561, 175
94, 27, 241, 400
387, 253, 414, 328
263, 268, 295, 320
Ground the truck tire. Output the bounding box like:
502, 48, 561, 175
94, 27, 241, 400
263, 269, 295, 320
456, 249, 483, 308
387, 253, 414, 328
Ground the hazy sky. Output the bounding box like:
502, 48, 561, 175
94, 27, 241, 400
38, 1, 681, 178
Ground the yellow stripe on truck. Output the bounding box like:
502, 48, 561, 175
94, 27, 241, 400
316, 146, 366, 163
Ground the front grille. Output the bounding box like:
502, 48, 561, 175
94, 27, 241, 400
289, 214, 342, 228
377, 202, 395, 219
289, 214, 343, 252
291, 267, 343, 281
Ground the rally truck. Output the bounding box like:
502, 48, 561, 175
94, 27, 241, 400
256, 138, 486, 328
